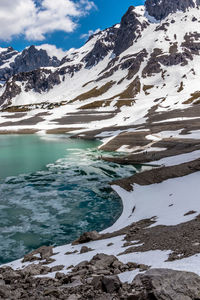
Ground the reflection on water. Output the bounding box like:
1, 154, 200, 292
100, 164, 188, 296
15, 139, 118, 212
0, 134, 136, 264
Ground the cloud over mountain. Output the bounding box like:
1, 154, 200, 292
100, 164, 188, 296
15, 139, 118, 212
0, 0, 96, 41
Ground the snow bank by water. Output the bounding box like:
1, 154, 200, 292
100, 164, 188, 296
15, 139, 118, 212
5, 152, 200, 283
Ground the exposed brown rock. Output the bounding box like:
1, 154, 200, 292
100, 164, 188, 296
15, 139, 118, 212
131, 268, 200, 300
72, 231, 101, 245
22, 245, 54, 263
80, 246, 94, 254
111, 158, 200, 191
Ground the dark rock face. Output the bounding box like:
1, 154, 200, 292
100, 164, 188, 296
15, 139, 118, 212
0, 81, 22, 107
182, 32, 200, 55
123, 50, 148, 80
0, 47, 18, 80
145, 0, 197, 20
114, 6, 147, 56
131, 268, 200, 299
98, 49, 148, 82
15, 69, 61, 94
0, 45, 61, 81
158, 51, 193, 66
13, 45, 60, 73
82, 6, 148, 68
142, 45, 193, 78
0, 63, 82, 107
0, 47, 18, 67
82, 27, 119, 68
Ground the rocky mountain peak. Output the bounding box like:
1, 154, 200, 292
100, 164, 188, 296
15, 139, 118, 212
120, 6, 137, 24
16, 45, 60, 72
82, 26, 119, 68
1, 1, 200, 109
0, 45, 61, 81
145, 0, 199, 20
113, 6, 145, 56
82, 5, 148, 67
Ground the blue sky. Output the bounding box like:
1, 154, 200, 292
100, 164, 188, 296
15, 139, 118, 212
0, 0, 145, 52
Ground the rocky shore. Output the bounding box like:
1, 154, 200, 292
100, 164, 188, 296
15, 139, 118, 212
1, 0, 200, 297
1, 102, 200, 298
1, 151, 200, 299
1, 249, 200, 299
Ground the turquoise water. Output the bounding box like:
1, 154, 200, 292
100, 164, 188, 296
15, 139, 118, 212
0, 134, 136, 264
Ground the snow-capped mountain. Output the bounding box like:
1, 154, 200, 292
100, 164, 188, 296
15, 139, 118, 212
0, 45, 62, 83
2, 2, 200, 294
0, 0, 200, 133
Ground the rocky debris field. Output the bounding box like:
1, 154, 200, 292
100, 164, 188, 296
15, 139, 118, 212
1, 255, 200, 299
1, 156, 200, 299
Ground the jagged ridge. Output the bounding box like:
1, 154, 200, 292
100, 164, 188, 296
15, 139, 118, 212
0, 0, 200, 130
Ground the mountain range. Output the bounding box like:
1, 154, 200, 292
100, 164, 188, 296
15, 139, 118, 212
2, 1, 200, 298
0, 0, 199, 143
0, 0, 199, 119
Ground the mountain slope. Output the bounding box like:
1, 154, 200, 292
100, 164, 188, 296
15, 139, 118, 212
2, 2, 200, 295
0, 0, 200, 139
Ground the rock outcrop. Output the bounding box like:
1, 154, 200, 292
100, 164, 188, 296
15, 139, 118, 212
1, 264, 200, 299
12, 45, 60, 73
22, 245, 54, 263
0, 45, 60, 81
82, 27, 119, 68
113, 6, 147, 56
145, 0, 197, 20
82, 5, 148, 68
0, 63, 83, 106
72, 230, 101, 245
131, 268, 200, 299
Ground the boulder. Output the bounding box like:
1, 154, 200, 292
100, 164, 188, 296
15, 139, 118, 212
0, 286, 11, 298
50, 265, 64, 272
65, 250, 78, 255
91, 275, 121, 293
74, 260, 89, 270
22, 245, 54, 262
43, 288, 61, 297
131, 268, 200, 300
102, 275, 121, 293
55, 272, 66, 280
80, 246, 94, 254
20, 264, 51, 276
0, 267, 21, 284
67, 295, 81, 300
90, 253, 117, 270
91, 276, 104, 290
72, 231, 101, 245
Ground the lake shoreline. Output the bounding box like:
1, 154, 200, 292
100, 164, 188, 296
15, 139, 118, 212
0, 134, 136, 265
1, 131, 200, 299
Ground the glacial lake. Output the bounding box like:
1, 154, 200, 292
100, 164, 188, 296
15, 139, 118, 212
0, 134, 136, 264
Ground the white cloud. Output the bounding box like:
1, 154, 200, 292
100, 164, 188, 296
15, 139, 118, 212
80, 28, 101, 40
35, 44, 67, 59
0, 0, 97, 41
